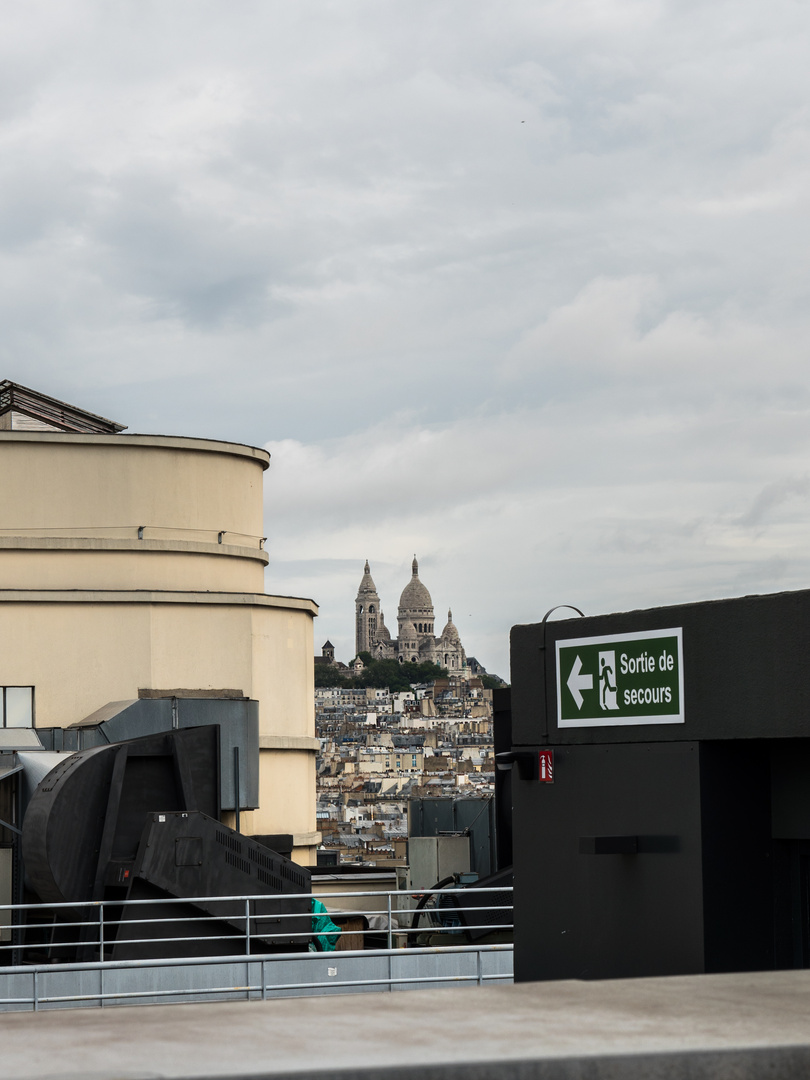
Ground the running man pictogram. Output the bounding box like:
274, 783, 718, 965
599, 651, 618, 710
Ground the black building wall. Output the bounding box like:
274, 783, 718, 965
510, 588, 810, 981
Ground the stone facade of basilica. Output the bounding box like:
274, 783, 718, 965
355, 557, 467, 672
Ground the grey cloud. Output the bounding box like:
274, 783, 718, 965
1, 0, 810, 673
738, 477, 810, 529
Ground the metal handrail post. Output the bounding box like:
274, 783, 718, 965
387, 893, 393, 950
99, 904, 104, 959
245, 899, 251, 956
33, 969, 38, 1012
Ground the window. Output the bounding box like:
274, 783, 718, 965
2, 687, 34, 727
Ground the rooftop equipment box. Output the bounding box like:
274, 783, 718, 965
509, 589, 810, 981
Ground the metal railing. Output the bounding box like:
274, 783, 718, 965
0, 943, 514, 1011
0, 887, 513, 1011
0, 886, 513, 963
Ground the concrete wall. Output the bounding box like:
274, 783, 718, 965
0, 431, 320, 864
0, 432, 269, 592
0, 548, 265, 592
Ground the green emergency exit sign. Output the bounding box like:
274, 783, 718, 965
556, 628, 684, 728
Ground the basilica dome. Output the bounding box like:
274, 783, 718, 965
355, 554, 465, 672
440, 609, 460, 642
398, 556, 433, 615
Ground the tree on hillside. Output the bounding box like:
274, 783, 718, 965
314, 664, 351, 688
480, 674, 507, 690
313, 656, 448, 692
352, 658, 447, 691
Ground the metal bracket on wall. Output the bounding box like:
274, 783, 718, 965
580, 835, 638, 855
579, 835, 681, 855
495, 751, 539, 782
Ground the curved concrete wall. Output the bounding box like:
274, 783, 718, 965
0, 433, 269, 591
0, 432, 319, 863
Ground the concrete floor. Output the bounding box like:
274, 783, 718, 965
6, 970, 810, 1080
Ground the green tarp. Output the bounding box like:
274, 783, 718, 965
310, 898, 342, 952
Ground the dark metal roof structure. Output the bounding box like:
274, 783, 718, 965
0, 380, 126, 433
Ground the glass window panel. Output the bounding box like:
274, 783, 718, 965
5, 687, 33, 727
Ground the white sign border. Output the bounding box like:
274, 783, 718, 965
555, 627, 685, 728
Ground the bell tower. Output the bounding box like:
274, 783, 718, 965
355, 560, 382, 656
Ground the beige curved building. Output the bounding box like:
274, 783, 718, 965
0, 381, 319, 864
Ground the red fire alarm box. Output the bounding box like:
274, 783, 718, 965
539, 749, 554, 782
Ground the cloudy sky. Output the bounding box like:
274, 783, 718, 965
3, 1, 810, 678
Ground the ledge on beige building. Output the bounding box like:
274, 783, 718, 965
260, 735, 320, 752
0, 589, 318, 613
0, 535, 270, 564
292, 831, 322, 848
0, 429, 271, 469
139, 688, 248, 700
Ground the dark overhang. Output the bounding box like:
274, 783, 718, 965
0, 380, 126, 433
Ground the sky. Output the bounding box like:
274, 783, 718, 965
2, 1, 810, 679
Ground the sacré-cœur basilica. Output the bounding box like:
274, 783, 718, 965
354, 556, 467, 672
